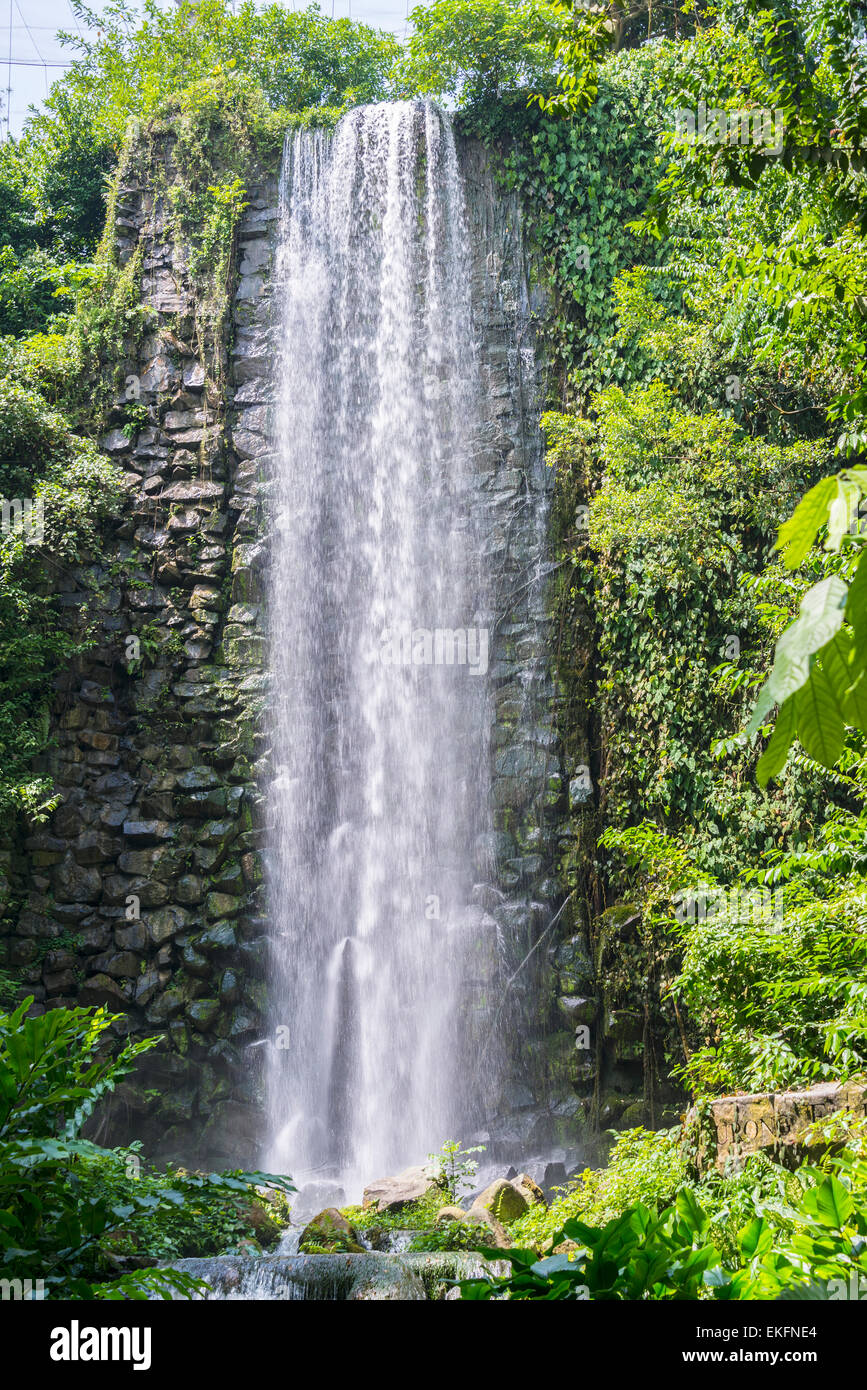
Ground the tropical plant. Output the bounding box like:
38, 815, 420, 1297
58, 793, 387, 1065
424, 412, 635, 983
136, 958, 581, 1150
460, 1162, 867, 1300
0, 997, 293, 1299
428, 1139, 486, 1202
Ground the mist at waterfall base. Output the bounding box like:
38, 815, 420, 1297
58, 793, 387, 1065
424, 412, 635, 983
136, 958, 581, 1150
264, 101, 511, 1212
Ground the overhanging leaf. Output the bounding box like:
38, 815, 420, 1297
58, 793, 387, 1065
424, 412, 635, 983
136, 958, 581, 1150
846, 547, 867, 675
817, 628, 855, 719
794, 665, 846, 767
800, 1176, 854, 1229
747, 576, 848, 735
825, 479, 861, 551
777, 475, 838, 569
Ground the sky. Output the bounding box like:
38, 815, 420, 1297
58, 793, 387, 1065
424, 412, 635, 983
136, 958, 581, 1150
2, 0, 417, 137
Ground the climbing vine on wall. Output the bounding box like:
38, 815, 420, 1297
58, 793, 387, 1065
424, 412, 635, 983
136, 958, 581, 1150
465, 63, 662, 402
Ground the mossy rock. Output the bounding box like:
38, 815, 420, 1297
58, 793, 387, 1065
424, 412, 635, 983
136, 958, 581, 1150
619, 1100, 650, 1129
604, 1009, 643, 1045
473, 1178, 529, 1225
205, 891, 243, 922
341, 1185, 447, 1235
595, 904, 641, 959
299, 1207, 365, 1254
198, 922, 237, 952
235, 1200, 281, 1249
362, 1164, 442, 1213
186, 997, 220, 1029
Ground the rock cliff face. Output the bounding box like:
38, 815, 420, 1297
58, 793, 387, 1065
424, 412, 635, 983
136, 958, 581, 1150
0, 125, 602, 1170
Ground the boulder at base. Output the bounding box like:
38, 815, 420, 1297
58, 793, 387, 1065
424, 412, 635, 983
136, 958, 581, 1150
362, 1164, 440, 1213
472, 1177, 530, 1225
510, 1172, 546, 1207
299, 1207, 364, 1253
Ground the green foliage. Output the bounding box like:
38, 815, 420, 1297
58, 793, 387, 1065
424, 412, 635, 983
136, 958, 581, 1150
590, 383, 813, 555
521, 10, 867, 1134
676, 878, 867, 1096
748, 475, 867, 780
427, 1139, 486, 1203
407, 1220, 492, 1253
0, 248, 89, 338
511, 1127, 688, 1247
509, 1122, 807, 1260
590, 2, 867, 786
399, 0, 565, 108
0, 997, 293, 1298
529, 0, 697, 117
530, 8, 864, 843
58, 0, 400, 141
531, 3, 610, 115
492, 68, 660, 394
0, 142, 43, 251
17, 88, 118, 258
77, 1143, 289, 1262
0, 995, 169, 1299
0, 371, 125, 818
461, 1143, 867, 1299
462, 1197, 723, 1299
563, 382, 818, 843
604, 815, 867, 1096
548, 360, 829, 1104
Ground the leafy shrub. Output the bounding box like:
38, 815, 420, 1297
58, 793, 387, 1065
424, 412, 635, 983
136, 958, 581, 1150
602, 817, 867, 1096
427, 1139, 485, 1202
461, 1161, 867, 1300
408, 1221, 492, 1253
0, 997, 293, 1299
676, 877, 867, 1095
510, 1127, 687, 1248
0, 375, 125, 818
0, 248, 89, 338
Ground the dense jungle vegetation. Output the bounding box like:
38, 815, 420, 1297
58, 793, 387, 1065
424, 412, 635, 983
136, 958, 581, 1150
0, 0, 866, 1301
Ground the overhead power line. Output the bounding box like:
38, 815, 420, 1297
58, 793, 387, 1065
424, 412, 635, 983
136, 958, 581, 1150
5, 0, 11, 142
14, 0, 49, 94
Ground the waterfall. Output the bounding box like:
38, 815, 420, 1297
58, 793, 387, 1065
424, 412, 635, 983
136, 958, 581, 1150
264, 101, 496, 1198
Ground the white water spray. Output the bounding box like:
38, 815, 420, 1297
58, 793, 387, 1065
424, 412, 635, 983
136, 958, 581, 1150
264, 102, 495, 1195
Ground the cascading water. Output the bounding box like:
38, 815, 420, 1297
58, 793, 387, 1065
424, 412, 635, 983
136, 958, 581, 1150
264, 101, 498, 1199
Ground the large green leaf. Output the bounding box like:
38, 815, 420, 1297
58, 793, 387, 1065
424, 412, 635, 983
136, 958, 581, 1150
825, 479, 861, 551
794, 664, 846, 766
777, 476, 838, 569
845, 669, 867, 730
675, 1187, 709, 1236
818, 629, 856, 717
800, 1176, 854, 1229
739, 1216, 774, 1259
747, 576, 848, 735
846, 546, 867, 676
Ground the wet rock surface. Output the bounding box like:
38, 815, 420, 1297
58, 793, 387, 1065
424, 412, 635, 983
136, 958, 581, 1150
161, 1251, 506, 1301
362, 1166, 443, 1214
